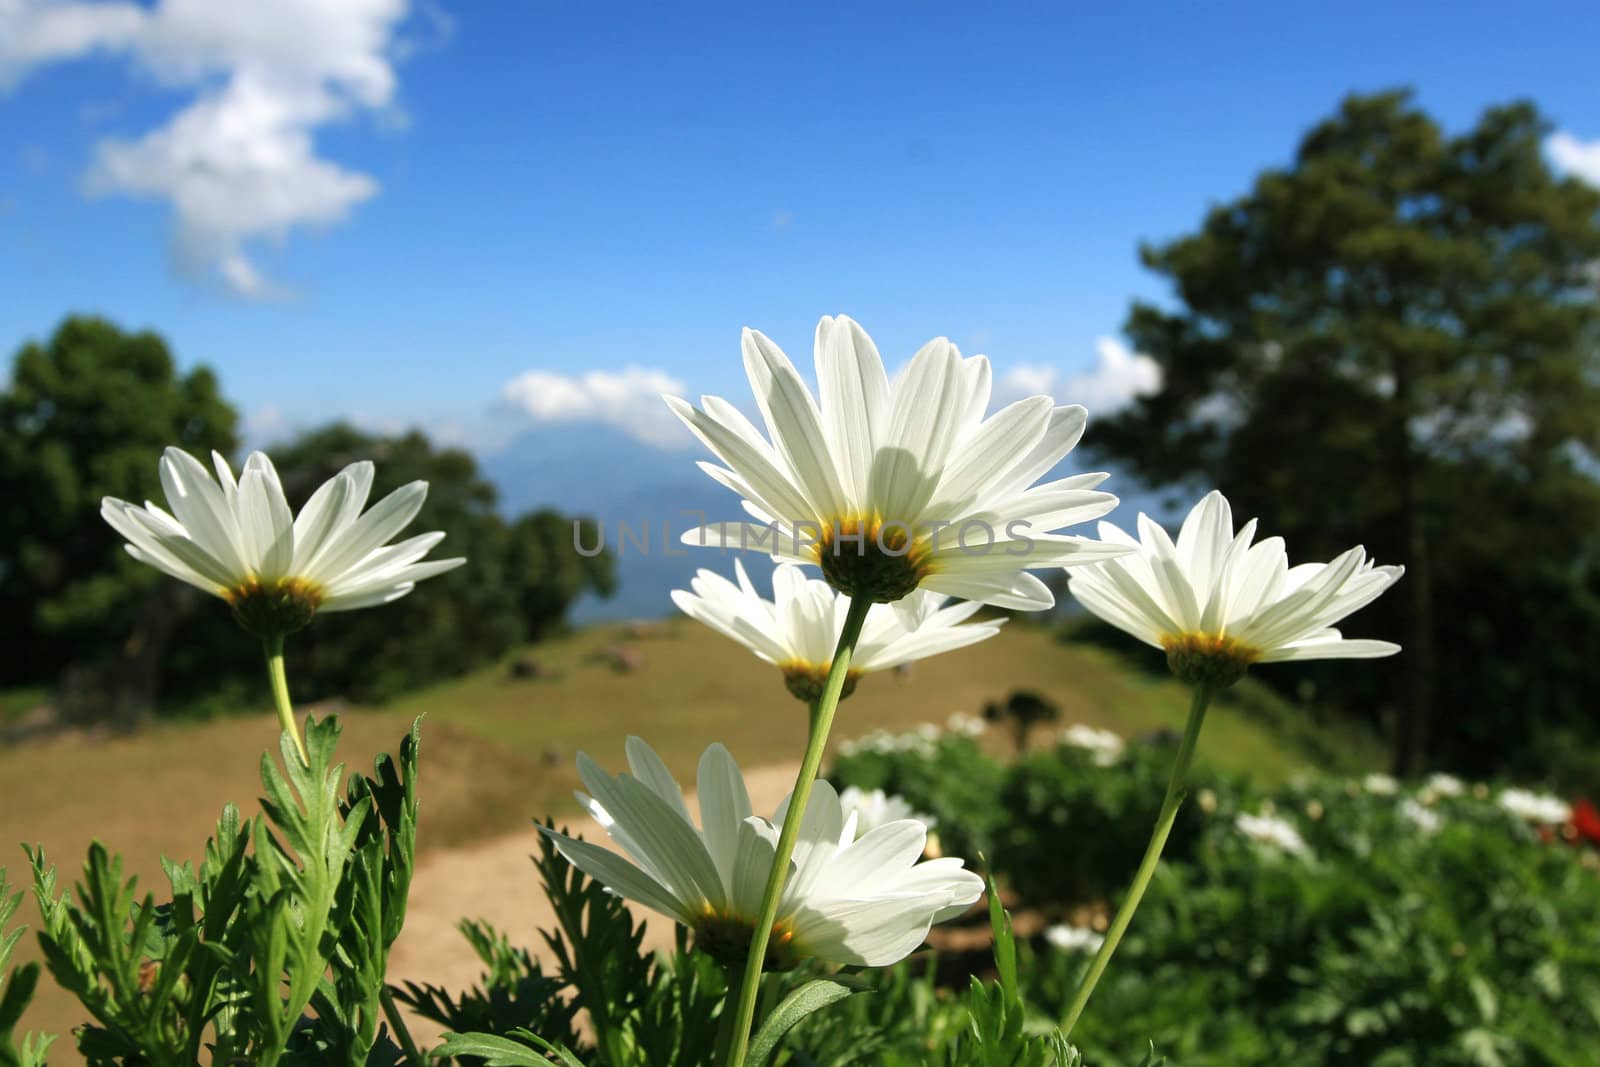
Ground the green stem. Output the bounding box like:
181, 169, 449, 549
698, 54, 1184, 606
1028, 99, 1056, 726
263, 635, 309, 764
713, 960, 748, 1066
719, 595, 873, 1067
381, 986, 425, 1067
1061, 683, 1214, 1037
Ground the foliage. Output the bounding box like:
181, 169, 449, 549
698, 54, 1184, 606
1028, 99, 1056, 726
0, 315, 238, 719
25, 716, 421, 1065
0, 867, 54, 1067
1090, 90, 1600, 775
832, 723, 1600, 1065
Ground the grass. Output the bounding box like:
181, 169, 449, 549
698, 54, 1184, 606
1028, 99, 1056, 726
0, 618, 1383, 1055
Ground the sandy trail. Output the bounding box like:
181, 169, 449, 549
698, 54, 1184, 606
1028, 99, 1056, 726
387, 761, 803, 1037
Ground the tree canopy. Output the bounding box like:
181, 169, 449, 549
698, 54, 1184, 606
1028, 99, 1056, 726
1092, 90, 1600, 775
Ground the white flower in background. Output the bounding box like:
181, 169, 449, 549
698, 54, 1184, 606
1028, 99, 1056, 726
1425, 773, 1466, 798
1060, 724, 1126, 766
673, 561, 1003, 702
1497, 788, 1572, 826
839, 786, 937, 835
1235, 811, 1311, 857
1068, 491, 1404, 687
665, 314, 1131, 609
945, 711, 988, 737
102, 448, 464, 636
1045, 924, 1106, 955
541, 738, 982, 968
1400, 798, 1443, 835
1363, 773, 1399, 796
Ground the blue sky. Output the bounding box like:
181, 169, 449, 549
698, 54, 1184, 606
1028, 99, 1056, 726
2, 1, 1598, 455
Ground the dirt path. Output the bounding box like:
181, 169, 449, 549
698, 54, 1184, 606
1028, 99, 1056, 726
388, 761, 803, 1038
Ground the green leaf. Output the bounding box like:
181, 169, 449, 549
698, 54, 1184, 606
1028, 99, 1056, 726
432, 1029, 585, 1066
746, 978, 860, 1067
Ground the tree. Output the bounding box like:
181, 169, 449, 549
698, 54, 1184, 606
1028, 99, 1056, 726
0, 316, 238, 719
1092, 91, 1600, 774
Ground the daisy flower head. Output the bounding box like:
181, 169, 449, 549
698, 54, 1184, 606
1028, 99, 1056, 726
1235, 811, 1311, 858
541, 738, 983, 969
1068, 491, 1404, 688
102, 447, 464, 638
1363, 773, 1399, 796
1045, 924, 1106, 955
838, 786, 937, 836
664, 315, 1131, 610
672, 560, 1003, 702
1060, 723, 1126, 766
1497, 788, 1572, 826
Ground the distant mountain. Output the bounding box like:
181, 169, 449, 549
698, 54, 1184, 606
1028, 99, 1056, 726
479, 421, 1184, 624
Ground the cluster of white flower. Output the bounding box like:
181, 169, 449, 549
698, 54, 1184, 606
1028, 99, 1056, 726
1399, 797, 1443, 835
1362, 773, 1399, 796
944, 711, 988, 738
836, 723, 945, 759
838, 786, 937, 834
1059, 724, 1126, 766
1045, 924, 1106, 955
1235, 811, 1312, 858
1497, 788, 1572, 826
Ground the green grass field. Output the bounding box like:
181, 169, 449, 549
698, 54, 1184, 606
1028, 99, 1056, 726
0, 618, 1384, 1055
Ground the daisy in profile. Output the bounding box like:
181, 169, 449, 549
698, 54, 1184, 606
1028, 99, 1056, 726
665, 315, 1130, 610
541, 738, 982, 968
672, 560, 1002, 702
103, 447, 464, 759
1068, 490, 1403, 688
103, 448, 463, 637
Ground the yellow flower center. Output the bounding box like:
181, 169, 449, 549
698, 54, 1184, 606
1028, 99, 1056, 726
814, 516, 936, 603
692, 908, 804, 970
226, 576, 325, 639
1160, 632, 1262, 688
778, 660, 863, 704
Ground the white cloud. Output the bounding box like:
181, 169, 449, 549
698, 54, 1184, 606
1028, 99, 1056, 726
0, 0, 410, 297
997, 337, 1161, 414
500, 365, 692, 448
1547, 131, 1600, 187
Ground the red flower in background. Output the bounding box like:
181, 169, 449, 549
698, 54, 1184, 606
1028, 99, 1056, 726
1571, 798, 1600, 847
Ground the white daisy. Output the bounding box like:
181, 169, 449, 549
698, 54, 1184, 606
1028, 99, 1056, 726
1059, 724, 1127, 766
1425, 773, 1466, 798
1400, 798, 1442, 835
944, 711, 988, 737
1045, 924, 1106, 955
102, 447, 464, 636
541, 738, 983, 968
672, 560, 1002, 702
1235, 811, 1311, 857
1068, 491, 1403, 686
838, 786, 937, 835
1497, 788, 1572, 826
1362, 773, 1399, 796
665, 315, 1131, 610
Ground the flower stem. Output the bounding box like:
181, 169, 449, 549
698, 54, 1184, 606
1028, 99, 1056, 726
1061, 682, 1214, 1036
380, 986, 424, 1067
262, 634, 309, 764
719, 594, 873, 1067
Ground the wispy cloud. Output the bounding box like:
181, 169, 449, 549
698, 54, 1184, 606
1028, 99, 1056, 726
0, 0, 415, 298
1546, 131, 1600, 187
500, 365, 692, 448
997, 337, 1161, 414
